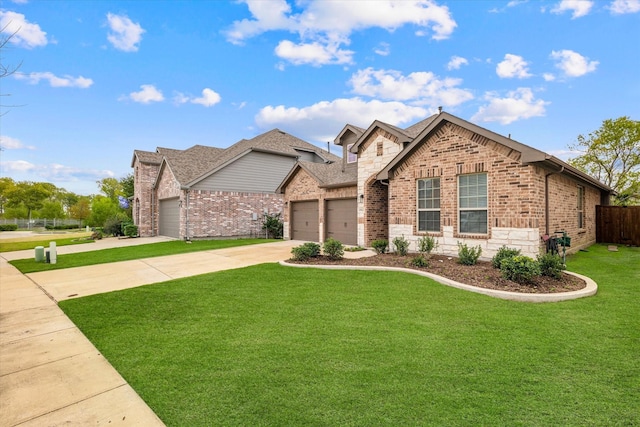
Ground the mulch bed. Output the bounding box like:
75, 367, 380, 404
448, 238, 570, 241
287, 253, 586, 294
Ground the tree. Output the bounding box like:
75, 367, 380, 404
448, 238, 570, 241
88, 195, 119, 227
97, 177, 123, 202
5, 181, 53, 221
0, 177, 16, 215
120, 173, 134, 198
69, 196, 91, 226
568, 117, 640, 205
1, 24, 23, 115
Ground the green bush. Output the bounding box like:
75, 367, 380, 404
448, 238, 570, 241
0, 224, 18, 231
91, 230, 103, 240
123, 224, 138, 238
262, 212, 283, 239
491, 246, 522, 269
371, 239, 388, 254
291, 242, 321, 261
103, 217, 125, 236
393, 235, 410, 256
537, 252, 565, 279
500, 255, 541, 283
323, 238, 344, 260
417, 235, 438, 256
410, 255, 429, 268
457, 242, 482, 265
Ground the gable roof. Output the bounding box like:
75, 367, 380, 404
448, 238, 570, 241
348, 114, 439, 154
146, 129, 339, 189
376, 112, 613, 192
333, 124, 366, 146
131, 149, 163, 167
277, 160, 357, 193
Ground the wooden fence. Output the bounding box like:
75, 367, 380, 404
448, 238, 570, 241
596, 206, 640, 246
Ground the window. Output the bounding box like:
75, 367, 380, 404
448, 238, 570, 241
577, 186, 584, 228
458, 173, 488, 234
377, 140, 383, 156
417, 178, 441, 232
347, 144, 357, 163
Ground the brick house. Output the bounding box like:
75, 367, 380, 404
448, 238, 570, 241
132, 129, 338, 239
278, 112, 613, 258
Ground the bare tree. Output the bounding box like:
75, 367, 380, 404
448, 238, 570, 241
1, 23, 23, 116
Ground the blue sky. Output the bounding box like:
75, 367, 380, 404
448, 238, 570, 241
1, 0, 639, 196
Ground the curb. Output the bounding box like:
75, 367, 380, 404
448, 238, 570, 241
279, 261, 597, 303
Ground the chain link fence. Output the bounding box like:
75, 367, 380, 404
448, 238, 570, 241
0, 218, 83, 229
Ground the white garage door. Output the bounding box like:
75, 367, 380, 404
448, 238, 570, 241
291, 201, 319, 242
326, 198, 357, 245
159, 198, 180, 238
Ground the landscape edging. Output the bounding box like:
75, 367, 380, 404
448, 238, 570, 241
279, 261, 597, 303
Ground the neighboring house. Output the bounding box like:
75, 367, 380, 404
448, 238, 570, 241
278, 112, 613, 258
132, 129, 338, 239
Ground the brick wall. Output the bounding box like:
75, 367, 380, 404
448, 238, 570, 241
186, 189, 283, 239
281, 168, 356, 241
132, 159, 159, 237
357, 131, 403, 246
389, 123, 544, 257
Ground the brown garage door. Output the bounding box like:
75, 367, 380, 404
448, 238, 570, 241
291, 201, 319, 242
326, 198, 357, 245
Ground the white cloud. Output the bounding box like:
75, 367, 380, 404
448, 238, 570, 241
275, 38, 354, 66
124, 84, 164, 104
349, 67, 474, 107
256, 97, 429, 142
0, 160, 114, 183
0, 135, 35, 150
225, 0, 456, 66
175, 88, 222, 107
447, 55, 468, 70
609, 0, 640, 14
106, 13, 145, 52
551, 0, 594, 18
0, 11, 48, 48
543, 73, 556, 81
0, 160, 35, 172
14, 71, 93, 88
496, 54, 532, 79
471, 87, 549, 125
550, 49, 598, 77
374, 42, 390, 56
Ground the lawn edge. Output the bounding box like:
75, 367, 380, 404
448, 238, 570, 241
279, 261, 597, 303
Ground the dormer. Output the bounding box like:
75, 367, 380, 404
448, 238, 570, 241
334, 124, 365, 172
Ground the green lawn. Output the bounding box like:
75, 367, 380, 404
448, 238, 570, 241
10, 238, 276, 273
0, 235, 94, 252
59, 244, 640, 426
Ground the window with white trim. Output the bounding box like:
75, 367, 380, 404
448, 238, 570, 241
347, 143, 357, 163
417, 178, 441, 232
458, 173, 488, 234
577, 185, 584, 229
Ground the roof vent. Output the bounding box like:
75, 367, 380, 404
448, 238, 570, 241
438, 106, 443, 114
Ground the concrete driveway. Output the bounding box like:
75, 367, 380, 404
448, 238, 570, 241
0, 238, 300, 426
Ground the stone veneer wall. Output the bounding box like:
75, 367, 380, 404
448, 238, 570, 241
133, 159, 160, 237
282, 168, 357, 241
185, 189, 283, 239
357, 129, 403, 246
387, 122, 600, 258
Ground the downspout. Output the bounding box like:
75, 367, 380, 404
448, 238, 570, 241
151, 186, 156, 236
184, 189, 190, 241
545, 165, 565, 235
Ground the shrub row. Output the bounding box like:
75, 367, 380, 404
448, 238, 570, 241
291, 238, 345, 261
0, 224, 19, 231
492, 246, 565, 283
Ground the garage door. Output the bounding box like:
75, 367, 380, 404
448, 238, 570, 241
326, 198, 357, 245
159, 198, 180, 238
291, 201, 319, 242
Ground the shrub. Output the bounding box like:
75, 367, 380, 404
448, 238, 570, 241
323, 238, 344, 260
291, 242, 321, 261
500, 255, 541, 283
262, 212, 283, 239
371, 239, 388, 254
91, 230, 103, 240
103, 217, 125, 237
491, 246, 522, 269
537, 252, 565, 279
410, 255, 429, 268
457, 242, 482, 265
123, 224, 138, 238
0, 224, 18, 231
417, 235, 438, 256
393, 235, 410, 256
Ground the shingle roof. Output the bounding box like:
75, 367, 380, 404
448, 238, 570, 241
131, 149, 163, 167
147, 129, 340, 187
299, 160, 357, 187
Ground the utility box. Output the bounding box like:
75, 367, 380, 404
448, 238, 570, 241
35, 246, 45, 262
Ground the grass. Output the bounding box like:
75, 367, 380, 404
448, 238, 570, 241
0, 232, 94, 252
59, 244, 640, 426
10, 238, 276, 273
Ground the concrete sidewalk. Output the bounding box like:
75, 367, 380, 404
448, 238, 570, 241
0, 239, 303, 426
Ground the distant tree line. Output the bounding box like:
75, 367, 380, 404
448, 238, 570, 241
0, 174, 134, 229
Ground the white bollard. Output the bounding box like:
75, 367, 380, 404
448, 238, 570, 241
49, 241, 57, 264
